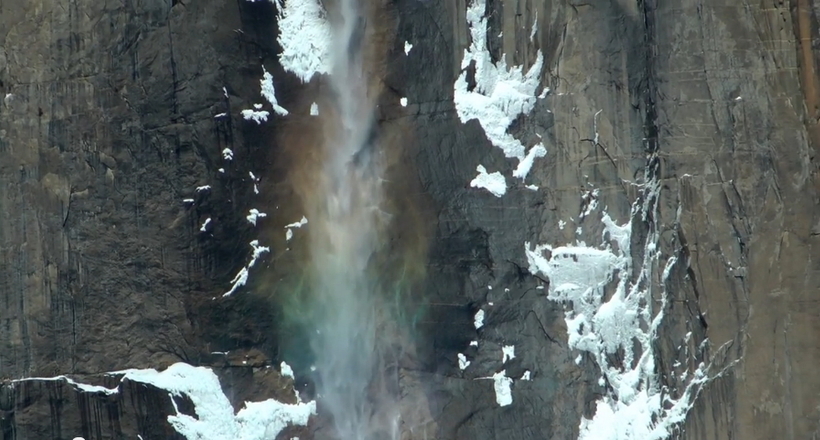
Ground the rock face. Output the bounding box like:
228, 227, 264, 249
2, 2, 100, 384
0, 0, 819, 439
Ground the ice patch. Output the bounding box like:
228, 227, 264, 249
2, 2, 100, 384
474, 309, 485, 329
223, 240, 270, 297
273, 0, 332, 82
247, 209, 267, 226
13, 375, 118, 395
491, 371, 512, 406
260, 67, 289, 116
470, 165, 506, 197
310, 102, 319, 116
112, 363, 315, 440
501, 345, 515, 363
242, 109, 269, 124
512, 143, 547, 180
454, 0, 544, 162
458, 353, 471, 370
280, 362, 295, 379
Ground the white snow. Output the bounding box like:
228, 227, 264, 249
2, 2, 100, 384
458, 353, 471, 370
520, 370, 531, 381
20, 363, 315, 440
404, 41, 413, 55
469, 340, 479, 347
196, 185, 211, 192
223, 87, 229, 98
224, 240, 270, 297
310, 102, 319, 116
559, 220, 566, 230
200, 218, 212, 232
512, 143, 547, 180
529, 11, 538, 42
214, 113, 227, 118
242, 109, 270, 124
470, 165, 506, 197
112, 363, 315, 440
474, 309, 485, 329
260, 67, 289, 116
491, 370, 513, 406
286, 229, 294, 241
285, 216, 309, 229
538, 87, 550, 99
219, 168, 225, 173
525, 175, 712, 437
454, 0, 544, 162
525, 184, 539, 191
400, 97, 408, 107
273, 0, 332, 82
223, 148, 234, 160
247, 209, 267, 226
501, 345, 515, 363
13, 375, 118, 395
280, 362, 295, 379
249, 172, 260, 194
183, 198, 195, 204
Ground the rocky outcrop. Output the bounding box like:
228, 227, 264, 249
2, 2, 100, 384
0, 0, 819, 439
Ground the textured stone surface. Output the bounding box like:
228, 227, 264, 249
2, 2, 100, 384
0, 0, 819, 439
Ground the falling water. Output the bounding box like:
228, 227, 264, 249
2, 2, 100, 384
307, 0, 399, 439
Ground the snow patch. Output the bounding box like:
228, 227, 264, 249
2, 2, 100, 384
214, 113, 227, 118
458, 353, 471, 370
249, 172, 261, 194
520, 370, 531, 381
113, 363, 315, 440
247, 209, 267, 226
280, 362, 295, 379
529, 11, 538, 42
470, 165, 506, 197
454, 0, 544, 162
223, 148, 234, 160
242, 109, 269, 124
260, 67, 289, 116
196, 185, 211, 193
200, 218, 212, 232
469, 340, 479, 347
285, 216, 308, 242
400, 97, 408, 107
404, 41, 413, 55
501, 345, 515, 363
491, 371, 512, 407
512, 143, 547, 180
183, 198, 194, 204
223, 240, 270, 297
273, 0, 332, 82
310, 102, 319, 116
474, 309, 485, 329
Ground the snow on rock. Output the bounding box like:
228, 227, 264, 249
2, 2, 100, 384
470, 165, 506, 197
474, 309, 485, 329
520, 370, 531, 381
310, 102, 319, 116
458, 353, 471, 370
273, 0, 332, 82
469, 340, 479, 347
529, 11, 538, 42
280, 362, 295, 379
223, 148, 234, 160
454, 0, 544, 162
249, 172, 261, 194
112, 363, 315, 440
242, 109, 269, 124
491, 370, 513, 407
400, 97, 408, 107
13, 375, 118, 395
214, 113, 227, 118
501, 345, 515, 363
200, 218, 212, 232
404, 41, 413, 55
525, 171, 711, 438
224, 240, 270, 297
260, 67, 289, 116
196, 185, 211, 192
285, 216, 308, 241
183, 198, 195, 204
247, 209, 267, 226
512, 143, 547, 180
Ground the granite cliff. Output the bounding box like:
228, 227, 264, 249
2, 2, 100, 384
0, 0, 818, 439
